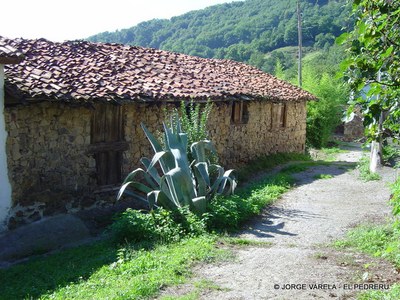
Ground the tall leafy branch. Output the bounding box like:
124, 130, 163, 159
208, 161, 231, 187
339, 0, 400, 171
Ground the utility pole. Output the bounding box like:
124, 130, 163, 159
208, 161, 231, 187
297, 0, 303, 88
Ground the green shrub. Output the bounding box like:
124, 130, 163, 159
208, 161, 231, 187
383, 144, 400, 165
206, 195, 243, 230
110, 207, 207, 244
171, 206, 208, 238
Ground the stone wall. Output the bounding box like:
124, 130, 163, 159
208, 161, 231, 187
3, 99, 306, 229
4, 102, 96, 228
122, 101, 307, 171
208, 101, 306, 168
122, 103, 172, 177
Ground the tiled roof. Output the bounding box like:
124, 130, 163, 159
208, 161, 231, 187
0, 37, 25, 64
3, 37, 316, 103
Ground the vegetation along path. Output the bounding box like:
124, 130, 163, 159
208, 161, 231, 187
161, 146, 399, 299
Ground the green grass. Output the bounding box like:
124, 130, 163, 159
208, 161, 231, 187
159, 279, 229, 300
357, 156, 382, 181
334, 176, 400, 300
334, 223, 400, 299
313, 174, 334, 180
320, 147, 348, 161
237, 152, 311, 182
334, 224, 398, 263
358, 284, 400, 300
0, 235, 228, 300
218, 237, 273, 248
280, 164, 309, 174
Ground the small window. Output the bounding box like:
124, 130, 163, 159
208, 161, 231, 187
279, 103, 287, 128
231, 102, 248, 124
271, 103, 287, 129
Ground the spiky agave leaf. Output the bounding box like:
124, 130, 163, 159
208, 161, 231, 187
117, 168, 154, 200
193, 162, 210, 196
147, 190, 176, 211
191, 140, 216, 163
162, 167, 197, 208
140, 157, 161, 185
210, 169, 237, 195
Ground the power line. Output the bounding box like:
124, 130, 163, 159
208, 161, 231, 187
297, 0, 303, 88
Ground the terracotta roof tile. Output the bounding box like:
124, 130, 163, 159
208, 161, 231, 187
0, 37, 25, 64
2, 36, 316, 103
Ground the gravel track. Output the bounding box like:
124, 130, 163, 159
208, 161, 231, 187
160, 146, 400, 300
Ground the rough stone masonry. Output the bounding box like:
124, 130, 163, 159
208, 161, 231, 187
3, 99, 306, 228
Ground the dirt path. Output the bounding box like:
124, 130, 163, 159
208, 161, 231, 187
161, 146, 400, 299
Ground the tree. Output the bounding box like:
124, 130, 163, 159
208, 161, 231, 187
339, 0, 400, 172
302, 65, 348, 148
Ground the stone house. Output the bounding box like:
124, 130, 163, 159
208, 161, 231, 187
343, 107, 364, 142
1, 36, 315, 230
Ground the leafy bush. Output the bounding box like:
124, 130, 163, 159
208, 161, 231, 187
305, 72, 347, 148
110, 207, 207, 244
207, 195, 243, 230
175, 100, 213, 151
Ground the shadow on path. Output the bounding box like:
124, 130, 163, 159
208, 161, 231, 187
241, 207, 325, 239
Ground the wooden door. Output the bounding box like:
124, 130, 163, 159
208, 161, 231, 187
90, 104, 128, 186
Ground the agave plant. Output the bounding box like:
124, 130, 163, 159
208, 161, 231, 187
117, 118, 236, 214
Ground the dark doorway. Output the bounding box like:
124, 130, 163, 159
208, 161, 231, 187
90, 104, 128, 186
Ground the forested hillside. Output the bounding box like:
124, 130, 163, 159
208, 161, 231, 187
88, 0, 351, 73
89, 0, 352, 149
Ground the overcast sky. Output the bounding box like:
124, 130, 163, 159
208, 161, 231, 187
1, 0, 237, 42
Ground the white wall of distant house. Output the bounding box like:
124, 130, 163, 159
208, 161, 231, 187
0, 65, 12, 231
